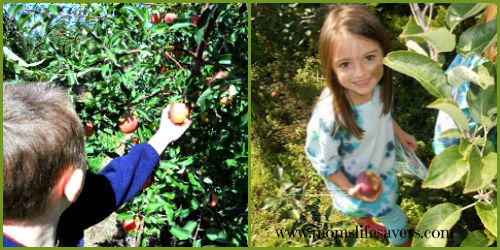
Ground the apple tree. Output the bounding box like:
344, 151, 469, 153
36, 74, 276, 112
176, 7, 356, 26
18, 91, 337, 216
3, 3, 248, 246
383, 3, 496, 246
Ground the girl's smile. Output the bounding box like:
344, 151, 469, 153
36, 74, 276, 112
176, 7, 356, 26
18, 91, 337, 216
332, 33, 384, 105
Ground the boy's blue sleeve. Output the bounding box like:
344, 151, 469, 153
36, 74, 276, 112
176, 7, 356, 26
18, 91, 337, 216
56, 143, 160, 246
99, 143, 160, 207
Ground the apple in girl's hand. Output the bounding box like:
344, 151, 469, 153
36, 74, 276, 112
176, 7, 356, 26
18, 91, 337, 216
169, 103, 190, 124
119, 117, 138, 134
355, 171, 381, 197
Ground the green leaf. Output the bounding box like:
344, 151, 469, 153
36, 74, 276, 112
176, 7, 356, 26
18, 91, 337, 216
446, 66, 479, 87
105, 50, 119, 66
413, 203, 462, 247
475, 200, 497, 237
384, 51, 450, 98
405, 27, 456, 53
273, 166, 283, 182
467, 82, 496, 125
206, 227, 228, 243
194, 28, 205, 46
423, 145, 468, 189
219, 54, 232, 65
457, 19, 497, 58
289, 209, 301, 220
183, 220, 198, 234
124, 5, 145, 24
446, 3, 489, 31
3, 46, 45, 67
427, 98, 470, 132
405, 40, 428, 56
400, 16, 425, 42
474, 62, 496, 89
261, 196, 280, 210
8, 4, 23, 17
460, 230, 492, 247
190, 199, 200, 210
193, 239, 202, 247
196, 87, 214, 112
440, 128, 462, 138
464, 151, 497, 193
170, 224, 190, 240
169, 22, 194, 31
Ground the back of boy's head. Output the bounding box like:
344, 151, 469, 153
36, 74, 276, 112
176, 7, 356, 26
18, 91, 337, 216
318, 4, 393, 139
3, 82, 87, 221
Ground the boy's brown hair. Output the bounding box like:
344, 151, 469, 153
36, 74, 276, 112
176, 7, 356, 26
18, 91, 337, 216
3, 83, 87, 221
319, 4, 393, 139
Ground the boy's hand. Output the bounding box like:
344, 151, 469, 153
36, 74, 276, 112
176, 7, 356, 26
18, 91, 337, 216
159, 104, 192, 144
148, 105, 192, 155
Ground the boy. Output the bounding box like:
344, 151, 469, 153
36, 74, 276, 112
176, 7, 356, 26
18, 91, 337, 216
3, 82, 191, 246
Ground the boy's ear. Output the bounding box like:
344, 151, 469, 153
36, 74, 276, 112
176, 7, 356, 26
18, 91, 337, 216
55, 167, 85, 203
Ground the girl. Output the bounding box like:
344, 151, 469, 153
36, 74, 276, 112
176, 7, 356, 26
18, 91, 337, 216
305, 4, 417, 246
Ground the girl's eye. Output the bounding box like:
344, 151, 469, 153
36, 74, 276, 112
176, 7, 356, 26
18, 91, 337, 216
339, 62, 349, 69
365, 55, 376, 61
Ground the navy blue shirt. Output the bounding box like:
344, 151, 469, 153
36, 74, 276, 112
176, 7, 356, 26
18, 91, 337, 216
3, 143, 159, 247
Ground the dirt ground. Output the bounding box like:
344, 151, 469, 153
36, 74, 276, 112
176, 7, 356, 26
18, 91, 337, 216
83, 213, 132, 247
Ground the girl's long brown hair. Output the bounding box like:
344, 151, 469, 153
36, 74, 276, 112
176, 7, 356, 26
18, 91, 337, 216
319, 4, 393, 139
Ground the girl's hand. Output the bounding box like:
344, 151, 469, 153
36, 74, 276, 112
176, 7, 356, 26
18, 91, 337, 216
393, 119, 417, 152
397, 130, 417, 152
348, 184, 383, 203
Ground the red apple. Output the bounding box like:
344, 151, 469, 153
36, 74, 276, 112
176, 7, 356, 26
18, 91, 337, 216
219, 96, 232, 105
122, 217, 138, 233
150, 13, 161, 24
271, 91, 278, 97
84, 121, 94, 137
164, 13, 177, 23
141, 175, 153, 190
208, 191, 219, 207
168, 103, 190, 124
131, 138, 140, 144
119, 117, 138, 134
355, 171, 382, 197
206, 71, 228, 85
191, 13, 201, 25
160, 66, 169, 73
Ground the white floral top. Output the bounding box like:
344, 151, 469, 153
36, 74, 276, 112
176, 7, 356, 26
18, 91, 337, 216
305, 85, 398, 218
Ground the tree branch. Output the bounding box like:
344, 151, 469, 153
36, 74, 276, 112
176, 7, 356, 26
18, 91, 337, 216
193, 5, 221, 74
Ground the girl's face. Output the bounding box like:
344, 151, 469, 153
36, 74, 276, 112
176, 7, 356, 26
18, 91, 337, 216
332, 32, 384, 105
